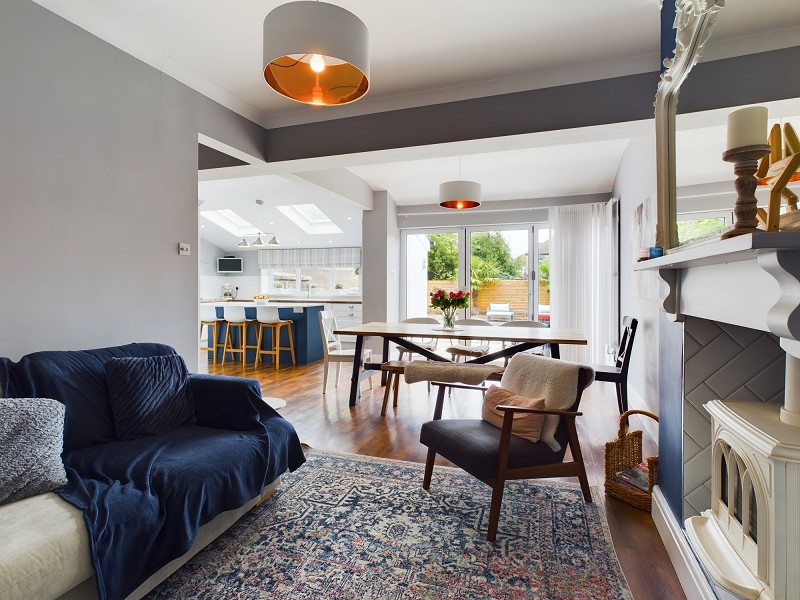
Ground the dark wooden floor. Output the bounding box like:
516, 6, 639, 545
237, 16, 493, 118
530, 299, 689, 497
201, 355, 685, 600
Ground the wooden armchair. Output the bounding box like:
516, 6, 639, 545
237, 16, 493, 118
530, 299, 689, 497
419, 353, 595, 541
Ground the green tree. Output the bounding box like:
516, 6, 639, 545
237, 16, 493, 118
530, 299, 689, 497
471, 232, 518, 278
538, 258, 550, 291
427, 234, 458, 280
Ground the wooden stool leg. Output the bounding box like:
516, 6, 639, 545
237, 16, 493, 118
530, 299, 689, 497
381, 372, 393, 416
286, 322, 296, 366
392, 372, 400, 407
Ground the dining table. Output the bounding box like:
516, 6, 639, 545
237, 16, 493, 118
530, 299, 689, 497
334, 321, 588, 406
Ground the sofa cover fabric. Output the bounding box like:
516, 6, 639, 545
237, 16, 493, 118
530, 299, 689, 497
0, 343, 306, 600
106, 354, 195, 440
0, 397, 68, 506
0, 342, 177, 451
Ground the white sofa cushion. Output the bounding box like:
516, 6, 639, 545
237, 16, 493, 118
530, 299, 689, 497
0, 492, 92, 600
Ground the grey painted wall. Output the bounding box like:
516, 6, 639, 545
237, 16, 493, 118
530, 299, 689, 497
613, 126, 660, 416
200, 239, 226, 277
0, 0, 268, 367
362, 191, 400, 351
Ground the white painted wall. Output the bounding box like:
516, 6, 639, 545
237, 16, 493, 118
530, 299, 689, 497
613, 123, 662, 416
0, 0, 268, 368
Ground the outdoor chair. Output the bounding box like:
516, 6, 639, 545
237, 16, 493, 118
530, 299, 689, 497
592, 316, 638, 413
486, 303, 515, 322
419, 353, 595, 541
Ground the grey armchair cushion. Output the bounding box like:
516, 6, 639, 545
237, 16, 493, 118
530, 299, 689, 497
420, 419, 566, 480
0, 398, 68, 506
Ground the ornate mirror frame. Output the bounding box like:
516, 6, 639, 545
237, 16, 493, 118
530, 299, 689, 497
655, 0, 726, 250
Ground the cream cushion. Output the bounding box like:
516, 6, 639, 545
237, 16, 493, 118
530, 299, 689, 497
499, 354, 587, 452
0, 492, 92, 600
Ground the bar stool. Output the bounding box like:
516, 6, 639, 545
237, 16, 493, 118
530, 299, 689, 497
221, 305, 257, 364
199, 304, 224, 362
255, 305, 296, 369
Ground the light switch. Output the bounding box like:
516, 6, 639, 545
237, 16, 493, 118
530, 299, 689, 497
178, 242, 191, 256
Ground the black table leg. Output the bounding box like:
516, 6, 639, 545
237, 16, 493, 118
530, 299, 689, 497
349, 335, 364, 407
550, 343, 560, 359
381, 338, 390, 386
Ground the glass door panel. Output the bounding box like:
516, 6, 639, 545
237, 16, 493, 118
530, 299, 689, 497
537, 227, 550, 326
404, 231, 461, 319
467, 228, 531, 321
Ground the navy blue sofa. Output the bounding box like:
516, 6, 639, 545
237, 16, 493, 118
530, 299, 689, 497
0, 342, 305, 600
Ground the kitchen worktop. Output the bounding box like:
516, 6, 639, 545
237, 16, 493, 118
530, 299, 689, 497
201, 297, 361, 304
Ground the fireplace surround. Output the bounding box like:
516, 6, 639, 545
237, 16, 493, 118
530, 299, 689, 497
636, 233, 800, 599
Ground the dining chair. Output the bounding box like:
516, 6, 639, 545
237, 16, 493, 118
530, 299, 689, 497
318, 310, 373, 396
500, 320, 549, 363
446, 318, 493, 362
592, 316, 638, 413
392, 317, 440, 396
419, 353, 595, 541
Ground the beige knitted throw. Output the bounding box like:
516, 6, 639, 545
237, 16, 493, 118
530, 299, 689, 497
403, 361, 503, 385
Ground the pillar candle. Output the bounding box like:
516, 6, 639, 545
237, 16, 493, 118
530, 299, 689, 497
727, 106, 768, 150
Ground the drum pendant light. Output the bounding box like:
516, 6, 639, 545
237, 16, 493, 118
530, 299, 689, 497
263, 1, 369, 106
439, 157, 481, 209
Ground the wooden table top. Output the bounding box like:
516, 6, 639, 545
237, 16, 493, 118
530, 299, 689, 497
334, 321, 587, 345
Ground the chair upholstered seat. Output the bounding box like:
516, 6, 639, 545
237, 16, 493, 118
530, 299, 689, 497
420, 419, 565, 480
445, 344, 490, 357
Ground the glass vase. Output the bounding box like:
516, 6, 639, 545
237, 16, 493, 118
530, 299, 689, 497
441, 309, 456, 329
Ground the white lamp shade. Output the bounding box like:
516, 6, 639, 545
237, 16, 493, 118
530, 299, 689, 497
439, 180, 482, 209
268, 235, 281, 247
236, 237, 250, 248
263, 1, 369, 106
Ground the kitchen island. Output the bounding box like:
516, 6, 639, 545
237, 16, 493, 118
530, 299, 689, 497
202, 301, 325, 365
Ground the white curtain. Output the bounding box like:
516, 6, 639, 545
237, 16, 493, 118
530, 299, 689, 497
548, 201, 618, 364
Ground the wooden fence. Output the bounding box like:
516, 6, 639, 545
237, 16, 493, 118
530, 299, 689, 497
427, 279, 549, 320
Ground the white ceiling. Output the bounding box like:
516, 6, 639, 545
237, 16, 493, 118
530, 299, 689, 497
32, 0, 800, 250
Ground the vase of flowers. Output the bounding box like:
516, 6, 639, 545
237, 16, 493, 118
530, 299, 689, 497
430, 289, 470, 329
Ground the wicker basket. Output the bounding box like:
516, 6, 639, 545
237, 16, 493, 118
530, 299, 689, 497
604, 409, 659, 511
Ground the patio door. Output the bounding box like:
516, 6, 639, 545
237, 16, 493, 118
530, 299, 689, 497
402, 224, 548, 324
466, 226, 547, 323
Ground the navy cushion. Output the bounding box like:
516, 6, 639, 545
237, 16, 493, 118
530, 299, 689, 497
0, 343, 178, 451
106, 354, 195, 440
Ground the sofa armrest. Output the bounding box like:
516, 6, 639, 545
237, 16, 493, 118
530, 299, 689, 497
189, 374, 276, 430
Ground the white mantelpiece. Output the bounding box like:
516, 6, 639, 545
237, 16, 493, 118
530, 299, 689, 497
635, 232, 800, 426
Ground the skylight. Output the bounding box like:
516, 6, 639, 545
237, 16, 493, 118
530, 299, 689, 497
276, 204, 342, 235
200, 209, 258, 237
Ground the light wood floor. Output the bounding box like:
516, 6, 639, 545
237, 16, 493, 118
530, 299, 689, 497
201, 354, 685, 600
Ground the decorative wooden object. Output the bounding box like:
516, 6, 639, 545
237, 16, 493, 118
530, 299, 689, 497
757, 123, 800, 232
720, 144, 771, 239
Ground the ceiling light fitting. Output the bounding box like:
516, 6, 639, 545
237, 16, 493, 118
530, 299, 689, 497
439, 157, 481, 209
238, 199, 281, 248
263, 1, 369, 106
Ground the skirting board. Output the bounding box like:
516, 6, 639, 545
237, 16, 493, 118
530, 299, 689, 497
652, 486, 717, 600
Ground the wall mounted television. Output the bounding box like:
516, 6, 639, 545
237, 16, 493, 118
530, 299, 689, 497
217, 257, 244, 273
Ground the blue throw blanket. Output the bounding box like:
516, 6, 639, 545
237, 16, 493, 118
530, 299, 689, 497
55, 375, 305, 600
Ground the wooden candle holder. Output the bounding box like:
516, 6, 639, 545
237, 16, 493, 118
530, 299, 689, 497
720, 144, 771, 239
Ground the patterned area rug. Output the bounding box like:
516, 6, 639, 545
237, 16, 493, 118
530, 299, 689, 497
146, 450, 632, 599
